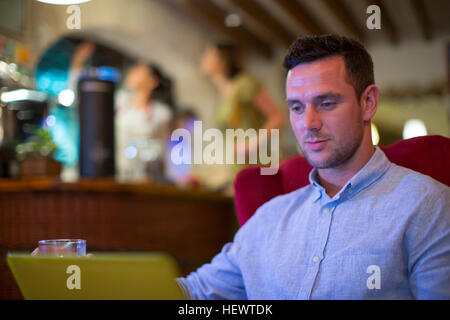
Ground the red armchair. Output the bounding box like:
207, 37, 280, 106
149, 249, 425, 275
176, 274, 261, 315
233, 135, 450, 226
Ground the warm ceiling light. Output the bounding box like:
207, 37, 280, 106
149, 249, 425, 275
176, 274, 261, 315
36, 0, 91, 5
403, 119, 427, 140
225, 13, 242, 28
371, 123, 380, 145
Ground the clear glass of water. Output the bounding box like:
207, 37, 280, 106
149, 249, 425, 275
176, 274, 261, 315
38, 239, 86, 256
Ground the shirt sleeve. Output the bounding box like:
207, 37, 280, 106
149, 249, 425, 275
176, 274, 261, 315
175, 216, 254, 300
407, 185, 450, 299
176, 239, 247, 300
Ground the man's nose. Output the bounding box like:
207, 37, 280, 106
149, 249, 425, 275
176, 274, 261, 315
303, 105, 322, 131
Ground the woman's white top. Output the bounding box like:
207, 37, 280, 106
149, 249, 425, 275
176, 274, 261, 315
115, 98, 172, 181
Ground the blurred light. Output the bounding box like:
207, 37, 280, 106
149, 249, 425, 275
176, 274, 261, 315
125, 145, 138, 159
52, 81, 66, 94
58, 89, 75, 107
0, 61, 7, 73
97, 66, 121, 83
11, 71, 21, 82
1, 89, 47, 103
7, 63, 17, 73
225, 13, 242, 28
403, 119, 427, 139
36, 71, 54, 92
371, 123, 380, 145
36, 0, 91, 4
46, 115, 56, 127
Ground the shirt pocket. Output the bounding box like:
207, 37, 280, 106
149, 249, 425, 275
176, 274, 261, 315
318, 254, 408, 299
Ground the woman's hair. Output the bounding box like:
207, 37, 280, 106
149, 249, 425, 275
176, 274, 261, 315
215, 43, 243, 80
146, 63, 175, 109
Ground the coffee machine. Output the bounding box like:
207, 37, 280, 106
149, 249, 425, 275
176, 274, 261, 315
0, 89, 48, 177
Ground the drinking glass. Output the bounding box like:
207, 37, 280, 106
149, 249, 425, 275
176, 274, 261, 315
38, 239, 86, 256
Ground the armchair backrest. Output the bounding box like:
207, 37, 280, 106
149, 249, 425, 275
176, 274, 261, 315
233, 135, 450, 226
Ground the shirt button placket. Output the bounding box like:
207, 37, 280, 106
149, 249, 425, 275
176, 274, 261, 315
307, 204, 335, 298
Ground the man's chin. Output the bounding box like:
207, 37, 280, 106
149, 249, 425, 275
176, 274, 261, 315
304, 153, 331, 169
308, 160, 332, 169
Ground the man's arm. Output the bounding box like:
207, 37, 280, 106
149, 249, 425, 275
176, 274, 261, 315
176, 193, 280, 300
407, 186, 450, 299
176, 241, 247, 300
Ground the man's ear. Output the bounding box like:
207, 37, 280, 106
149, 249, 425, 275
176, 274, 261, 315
360, 85, 379, 122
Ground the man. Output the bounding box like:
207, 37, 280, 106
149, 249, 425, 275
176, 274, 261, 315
176, 35, 450, 299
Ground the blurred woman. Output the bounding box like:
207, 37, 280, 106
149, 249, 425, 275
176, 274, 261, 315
68, 42, 174, 181
201, 43, 286, 190
115, 61, 173, 181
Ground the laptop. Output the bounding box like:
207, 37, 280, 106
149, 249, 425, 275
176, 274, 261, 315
7, 252, 186, 300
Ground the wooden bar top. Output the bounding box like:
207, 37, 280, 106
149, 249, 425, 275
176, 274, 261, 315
0, 178, 232, 202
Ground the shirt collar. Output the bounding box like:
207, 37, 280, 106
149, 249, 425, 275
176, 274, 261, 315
308, 147, 392, 202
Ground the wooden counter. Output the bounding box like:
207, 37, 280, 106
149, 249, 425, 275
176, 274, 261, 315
0, 178, 238, 299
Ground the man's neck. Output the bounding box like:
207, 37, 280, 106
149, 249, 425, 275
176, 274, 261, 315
317, 145, 375, 198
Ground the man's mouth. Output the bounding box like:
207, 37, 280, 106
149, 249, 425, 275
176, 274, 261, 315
305, 139, 329, 151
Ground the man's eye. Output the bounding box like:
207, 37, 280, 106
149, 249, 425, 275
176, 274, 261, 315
321, 101, 336, 108
291, 106, 304, 114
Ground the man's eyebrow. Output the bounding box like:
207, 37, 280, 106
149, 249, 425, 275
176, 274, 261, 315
313, 92, 344, 101
286, 99, 305, 107
287, 92, 344, 106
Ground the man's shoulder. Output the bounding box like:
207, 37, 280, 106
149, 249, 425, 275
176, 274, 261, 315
384, 163, 449, 196
244, 184, 314, 226
379, 163, 450, 224
263, 184, 314, 207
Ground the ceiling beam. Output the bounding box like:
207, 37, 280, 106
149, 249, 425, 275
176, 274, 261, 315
167, 0, 273, 58
275, 0, 327, 36
410, 0, 433, 41
320, 0, 365, 41
227, 0, 295, 46
366, 0, 399, 44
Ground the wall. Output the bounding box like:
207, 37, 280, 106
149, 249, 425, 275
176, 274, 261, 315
368, 37, 450, 138
13, 0, 450, 166
368, 36, 448, 91
25, 0, 220, 126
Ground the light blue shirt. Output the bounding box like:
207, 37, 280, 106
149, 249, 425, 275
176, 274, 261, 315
177, 147, 450, 299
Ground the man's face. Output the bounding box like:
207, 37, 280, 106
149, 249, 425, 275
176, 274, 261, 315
286, 55, 364, 169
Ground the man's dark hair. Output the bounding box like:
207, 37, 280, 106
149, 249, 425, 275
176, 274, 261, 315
283, 34, 375, 100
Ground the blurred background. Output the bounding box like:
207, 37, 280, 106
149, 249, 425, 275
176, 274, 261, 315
0, 0, 449, 299
0, 0, 449, 186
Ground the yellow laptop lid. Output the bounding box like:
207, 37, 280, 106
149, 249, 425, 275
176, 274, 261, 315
7, 252, 185, 300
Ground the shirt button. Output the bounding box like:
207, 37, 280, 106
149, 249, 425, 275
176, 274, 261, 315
348, 189, 353, 194
322, 208, 329, 214
313, 256, 320, 262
